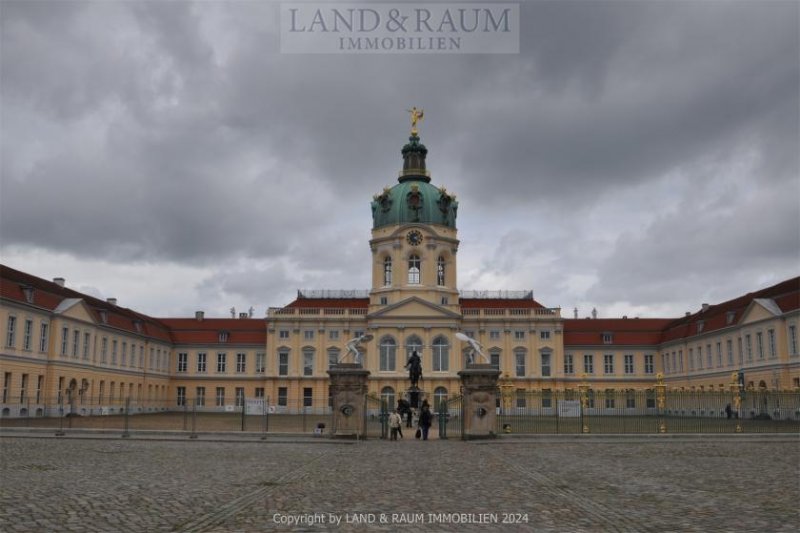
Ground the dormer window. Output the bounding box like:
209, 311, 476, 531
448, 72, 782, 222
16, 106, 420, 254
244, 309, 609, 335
99, 310, 108, 324
602, 332, 613, 344
219, 331, 229, 343
726, 311, 736, 325
20, 285, 34, 304
133, 320, 143, 333
696, 321, 704, 334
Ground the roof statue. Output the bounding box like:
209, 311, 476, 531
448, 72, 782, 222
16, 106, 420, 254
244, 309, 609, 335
407, 106, 424, 136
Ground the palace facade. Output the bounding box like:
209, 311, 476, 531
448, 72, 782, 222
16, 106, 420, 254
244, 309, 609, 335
1, 131, 798, 416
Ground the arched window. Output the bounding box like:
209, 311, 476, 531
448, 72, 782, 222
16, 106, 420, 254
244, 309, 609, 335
405, 335, 423, 363
408, 255, 420, 284
381, 386, 395, 410
433, 386, 448, 412
437, 256, 445, 286
327, 347, 340, 368
383, 256, 392, 286
379, 336, 397, 371
432, 336, 449, 371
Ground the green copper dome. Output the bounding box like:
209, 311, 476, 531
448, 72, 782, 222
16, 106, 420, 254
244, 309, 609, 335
371, 134, 458, 229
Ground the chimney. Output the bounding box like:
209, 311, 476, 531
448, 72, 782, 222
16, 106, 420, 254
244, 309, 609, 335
195, 311, 205, 321
239, 312, 248, 319
701, 303, 710, 312
53, 277, 65, 287
107, 298, 117, 306
573, 307, 578, 319
622, 315, 628, 319
685, 311, 691, 317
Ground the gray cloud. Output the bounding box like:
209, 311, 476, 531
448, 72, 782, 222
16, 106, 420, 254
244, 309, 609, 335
1, 0, 797, 317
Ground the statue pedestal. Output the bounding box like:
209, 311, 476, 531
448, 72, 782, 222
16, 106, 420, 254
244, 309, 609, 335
328, 364, 370, 439
458, 364, 501, 439
405, 386, 427, 409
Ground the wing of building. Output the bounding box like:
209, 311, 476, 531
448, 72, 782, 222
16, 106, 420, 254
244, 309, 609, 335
1, 131, 798, 415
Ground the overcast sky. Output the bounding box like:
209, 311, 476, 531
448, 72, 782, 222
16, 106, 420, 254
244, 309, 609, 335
1, 0, 798, 320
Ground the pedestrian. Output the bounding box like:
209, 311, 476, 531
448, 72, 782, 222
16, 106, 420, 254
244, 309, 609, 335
396, 399, 407, 438
725, 403, 732, 420
388, 409, 402, 441
419, 405, 433, 441
406, 407, 414, 428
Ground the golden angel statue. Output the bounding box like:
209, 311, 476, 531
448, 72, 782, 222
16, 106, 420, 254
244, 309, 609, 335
407, 107, 424, 135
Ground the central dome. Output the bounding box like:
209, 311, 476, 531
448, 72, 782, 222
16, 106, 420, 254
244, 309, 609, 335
371, 134, 458, 229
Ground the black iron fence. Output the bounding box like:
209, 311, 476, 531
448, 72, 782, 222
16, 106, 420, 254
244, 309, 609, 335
498, 389, 800, 434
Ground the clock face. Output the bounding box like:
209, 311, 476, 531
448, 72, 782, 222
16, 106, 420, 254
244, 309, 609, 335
407, 230, 423, 246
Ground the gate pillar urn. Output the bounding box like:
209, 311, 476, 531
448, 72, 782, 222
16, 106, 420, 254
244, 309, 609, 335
328, 364, 370, 438
458, 364, 501, 439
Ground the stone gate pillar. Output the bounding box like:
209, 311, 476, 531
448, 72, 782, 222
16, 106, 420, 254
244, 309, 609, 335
458, 364, 501, 439
328, 364, 370, 438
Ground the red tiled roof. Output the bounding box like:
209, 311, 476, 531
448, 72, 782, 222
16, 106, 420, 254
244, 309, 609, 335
661, 277, 800, 343
284, 298, 369, 309
158, 318, 266, 345
563, 318, 673, 346
460, 298, 545, 309
1, 264, 172, 342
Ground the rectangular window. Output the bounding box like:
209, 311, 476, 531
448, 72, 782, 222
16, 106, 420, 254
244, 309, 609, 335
644, 354, 654, 374
17, 373, 26, 403
36, 375, 43, 404
177, 353, 187, 372
83, 332, 90, 360
279, 351, 289, 376
605, 394, 615, 409
539, 353, 550, 377
100, 337, 108, 362
278, 387, 288, 407
121, 342, 127, 366
604, 354, 614, 374
624, 354, 634, 374
71, 329, 79, 358
196, 387, 206, 407
236, 387, 245, 407
584, 354, 594, 374
256, 352, 266, 373
514, 330, 525, 340
672, 352, 677, 373
678, 350, 684, 372
254, 387, 265, 398
329, 330, 339, 340
663, 353, 669, 374
541, 389, 552, 409
489, 330, 501, 340
2, 372, 10, 403
177, 387, 186, 406
490, 352, 500, 370
197, 352, 207, 373
216, 387, 225, 407
328, 349, 339, 368
515, 352, 526, 377
303, 387, 313, 408
756, 332, 764, 359
564, 354, 574, 374
236, 353, 246, 373
790, 325, 798, 356
511, 389, 525, 409
279, 330, 290, 339
139, 346, 144, 368
697, 346, 703, 369
540, 330, 550, 340
304, 330, 314, 340
716, 342, 722, 367
727, 339, 734, 366
303, 350, 314, 376
738, 337, 744, 364
745, 335, 753, 361
111, 339, 118, 364
6, 316, 16, 347
768, 329, 776, 359
706, 344, 712, 368
39, 323, 49, 352
217, 353, 227, 373
689, 348, 695, 371
23, 319, 32, 350
61, 327, 69, 356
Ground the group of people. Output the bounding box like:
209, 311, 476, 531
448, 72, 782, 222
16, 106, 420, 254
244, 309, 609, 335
388, 399, 433, 441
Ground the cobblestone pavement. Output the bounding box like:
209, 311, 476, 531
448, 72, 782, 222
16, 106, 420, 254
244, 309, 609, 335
1, 435, 797, 532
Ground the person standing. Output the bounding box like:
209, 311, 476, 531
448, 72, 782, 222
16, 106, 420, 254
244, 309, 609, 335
419, 405, 433, 441
388, 410, 402, 441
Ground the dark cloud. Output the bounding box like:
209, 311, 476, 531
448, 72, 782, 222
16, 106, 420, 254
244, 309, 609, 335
1, 0, 797, 317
